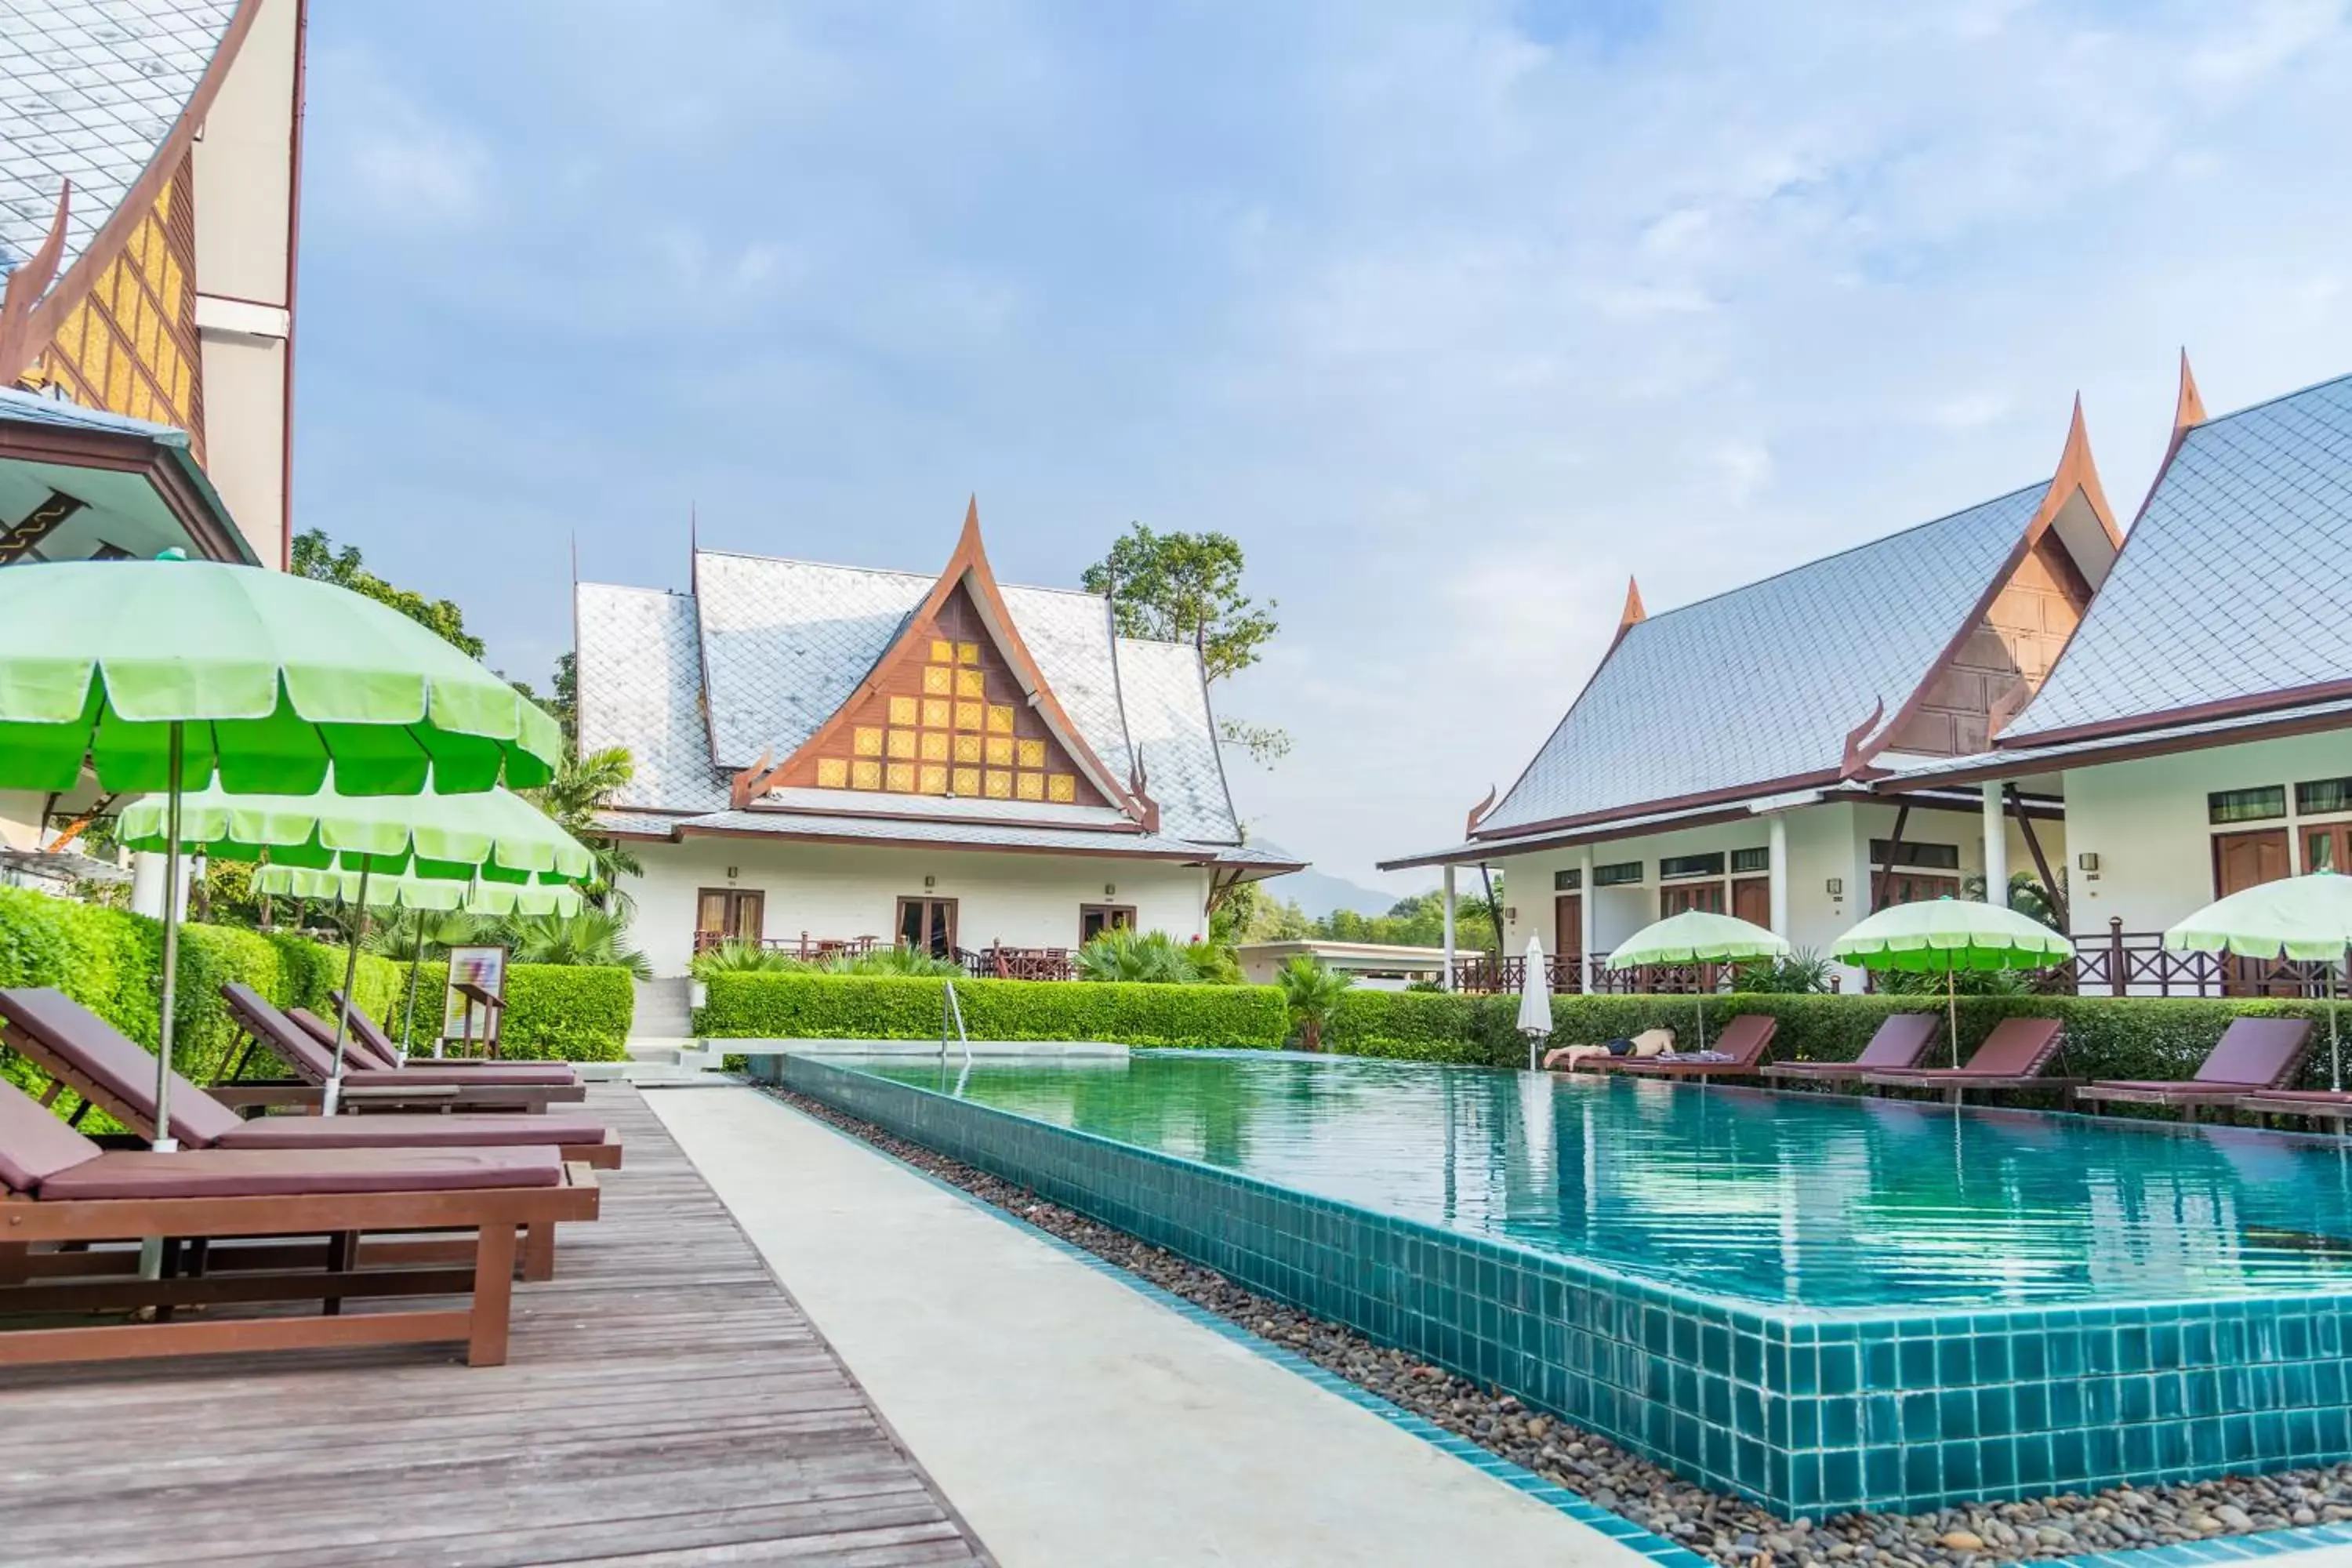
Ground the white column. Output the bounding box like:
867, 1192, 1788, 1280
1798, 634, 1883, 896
1577, 848, 1595, 993
1441, 866, 1457, 992
130, 851, 191, 919
1768, 814, 1790, 936
1982, 780, 2009, 907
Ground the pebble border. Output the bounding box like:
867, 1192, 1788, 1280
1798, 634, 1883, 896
759, 1085, 2352, 1568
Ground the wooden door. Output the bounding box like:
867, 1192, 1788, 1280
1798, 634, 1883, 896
1731, 877, 1770, 927
1659, 882, 1726, 917
1554, 895, 1582, 972
897, 897, 959, 958
1080, 904, 1135, 943
694, 888, 764, 949
1873, 871, 1959, 912
2214, 829, 2292, 996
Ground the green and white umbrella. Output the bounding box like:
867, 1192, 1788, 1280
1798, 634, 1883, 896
122, 783, 591, 1102
1831, 898, 2072, 1067
2165, 872, 2352, 1089
1608, 909, 1789, 1051
0, 557, 564, 1145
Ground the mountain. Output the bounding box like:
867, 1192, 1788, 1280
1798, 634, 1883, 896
1258, 869, 1409, 920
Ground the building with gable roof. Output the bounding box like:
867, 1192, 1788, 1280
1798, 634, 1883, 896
1, 0, 303, 570
1383, 403, 2122, 988
575, 501, 1301, 978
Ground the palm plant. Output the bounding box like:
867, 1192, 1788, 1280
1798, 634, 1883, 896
524, 745, 643, 913
1274, 954, 1352, 1051
1733, 947, 1834, 994
819, 946, 966, 978
364, 909, 493, 960
689, 939, 805, 978
499, 909, 652, 979
1073, 927, 1203, 983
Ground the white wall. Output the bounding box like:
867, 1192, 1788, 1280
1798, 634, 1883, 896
2063, 730, 2352, 938
622, 837, 1213, 977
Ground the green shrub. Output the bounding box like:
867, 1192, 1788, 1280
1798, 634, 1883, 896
699, 971, 1287, 1048
1327, 985, 2352, 1087
372, 960, 633, 1062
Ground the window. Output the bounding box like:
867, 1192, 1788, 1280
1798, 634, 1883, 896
1594, 860, 1643, 887
1869, 839, 1960, 870
2209, 786, 2286, 825
1552, 869, 1581, 891
1730, 846, 1770, 875
1080, 904, 1135, 942
2297, 776, 2352, 816
694, 889, 764, 949
1658, 852, 1725, 880
896, 898, 958, 958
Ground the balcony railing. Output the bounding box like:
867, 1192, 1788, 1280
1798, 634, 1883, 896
693, 930, 1080, 981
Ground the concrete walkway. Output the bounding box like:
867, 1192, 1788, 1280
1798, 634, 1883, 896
648, 1085, 1655, 1568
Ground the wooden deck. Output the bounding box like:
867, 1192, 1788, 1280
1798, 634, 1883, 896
0, 1086, 990, 1567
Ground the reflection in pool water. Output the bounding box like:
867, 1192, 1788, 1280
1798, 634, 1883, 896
855, 1052, 2352, 1310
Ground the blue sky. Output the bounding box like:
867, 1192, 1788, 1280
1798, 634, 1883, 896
292, 0, 2352, 896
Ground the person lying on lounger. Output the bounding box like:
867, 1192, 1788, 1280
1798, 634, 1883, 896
1543, 1026, 1674, 1071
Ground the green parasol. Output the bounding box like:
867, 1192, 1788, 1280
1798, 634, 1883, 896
1831, 898, 2072, 1067
1607, 909, 1788, 1051
122, 783, 591, 1103
2165, 872, 2352, 1090
0, 557, 564, 1146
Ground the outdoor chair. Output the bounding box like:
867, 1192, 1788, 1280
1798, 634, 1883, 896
2227, 1081, 2352, 1128
1859, 1017, 2074, 1105
2074, 1017, 2314, 1122
0, 1076, 597, 1369
1759, 1013, 1940, 1087
324, 989, 578, 1078
1573, 1014, 1778, 1080
0, 989, 619, 1279
217, 984, 586, 1114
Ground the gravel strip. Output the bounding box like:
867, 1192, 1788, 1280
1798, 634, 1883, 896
768, 1085, 2352, 1567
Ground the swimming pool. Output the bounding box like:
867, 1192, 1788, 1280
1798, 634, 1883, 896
776, 1051, 2352, 1517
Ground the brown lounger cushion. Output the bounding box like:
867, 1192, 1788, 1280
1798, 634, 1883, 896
38, 1143, 563, 1200
0, 987, 247, 1147
216, 1113, 608, 1151
289, 1006, 401, 1072
328, 989, 577, 1080
268, 993, 574, 1086
0, 1076, 103, 1192
2191, 1017, 2313, 1086
1873, 1017, 2062, 1080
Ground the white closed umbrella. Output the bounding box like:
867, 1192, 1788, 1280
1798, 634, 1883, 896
1516, 934, 1553, 1072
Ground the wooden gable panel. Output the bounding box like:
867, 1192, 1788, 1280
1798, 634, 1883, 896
1883, 533, 2092, 757
774, 581, 1106, 807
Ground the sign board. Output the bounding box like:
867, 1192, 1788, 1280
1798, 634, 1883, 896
441, 944, 509, 1053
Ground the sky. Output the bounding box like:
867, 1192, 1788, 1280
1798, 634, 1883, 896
292, 0, 2352, 900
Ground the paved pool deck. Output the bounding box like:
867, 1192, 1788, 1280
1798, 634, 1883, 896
648, 1084, 1657, 1568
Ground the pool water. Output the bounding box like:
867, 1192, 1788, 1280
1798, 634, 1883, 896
862, 1053, 2352, 1311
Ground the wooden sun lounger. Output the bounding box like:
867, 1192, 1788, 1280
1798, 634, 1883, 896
2228, 1088, 2352, 1127
0, 1077, 597, 1368
219, 984, 585, 1113
1860, 1017, 2074, 1105
325, 989, 577, 1077
1760, 1013, 1940, 1085
0, 989, 620, 1281
2075, 1017, 2315, 1121
1574, 1015, 1778, 1080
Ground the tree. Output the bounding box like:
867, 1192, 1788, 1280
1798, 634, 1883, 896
1274, 955, 1352, 1051
511, 653, 578, 743
1083, 524, 1289, 766
291, 530, 484, 658
524, 745, 642, 911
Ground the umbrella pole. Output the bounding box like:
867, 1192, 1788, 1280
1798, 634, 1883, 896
1947, 966, 1959, 1069
2333, 963, 2343, 1094
325, 865, 372, 1116
152, 723, 185, 1153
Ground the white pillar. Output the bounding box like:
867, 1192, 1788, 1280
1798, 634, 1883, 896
1578, 848, 1596, 993
1441, 866, 1457, 992
1768, 814, 1790, 936
1982, 780, 2009, 908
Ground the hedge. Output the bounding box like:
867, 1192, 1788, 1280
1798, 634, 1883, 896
699, 971, 1287, 1049
375, 960, 633, 1062
1327, 986, 2352, 1089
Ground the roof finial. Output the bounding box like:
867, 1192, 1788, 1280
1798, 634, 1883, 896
2053, 394, 2120, 545
0, 180, 71, 384
961, 493, 982, 544
2173, 349, 2208, 434
1606, 575, 1646, 653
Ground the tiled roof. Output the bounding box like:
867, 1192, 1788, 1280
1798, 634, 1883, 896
0, 0, 239, 292
575, 583, 728, 813
579, 546, 1243, 844
1890, 697, 2352, 783
2004, 373, 2352, 742
1381, 795, 1813, 871
655, 808, 1290, 866
0, 382, 182, 438
1475, 482, 2048, 835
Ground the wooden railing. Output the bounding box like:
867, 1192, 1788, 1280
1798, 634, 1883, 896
964, 946, 1076, 982
691, 931, 884, 960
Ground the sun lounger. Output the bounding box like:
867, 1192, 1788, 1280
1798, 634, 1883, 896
1574, 1014, 1778, 1080
1860, 1017, 2073, 1104
0, 1076, 596, 1368
293, 1003, 578, 1084
2228, 1087, 2352, 1127
2074, 1017, 2315, 1121
217, 984, 585, 1113
1760, 1013, 1941, 1086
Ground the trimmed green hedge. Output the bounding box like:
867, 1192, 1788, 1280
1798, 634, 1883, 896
1327, 987, 2350, 1088
375, 961, 633, 1062
699, 971, 1287, 1049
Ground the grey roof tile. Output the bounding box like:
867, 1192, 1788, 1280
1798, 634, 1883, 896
2005, 373, 2352, 742
1477, 481, 2047, 834
574, 583, 728, 814
0, 0, 238, 292
1114, 637, 1240, 844
0, 381, 182, 439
